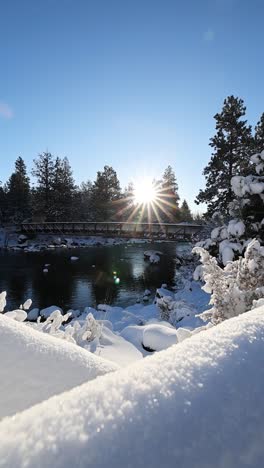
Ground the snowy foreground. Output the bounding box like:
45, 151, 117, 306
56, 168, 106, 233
0, 306, 264, 467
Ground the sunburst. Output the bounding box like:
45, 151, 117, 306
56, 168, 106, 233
114, 176, 179, 227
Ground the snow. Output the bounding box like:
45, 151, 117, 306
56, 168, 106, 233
93, 325, 143, 366
149, 253, 160, 264
0, 291, 6, 312
142, 323, 178, 351
227, 219, 245, 237
70, 256, 79, 261
23, 298, 32, 310
144, 249, 162, 264
232, 175, 264, 197
40, 305, 63, 319
5, 232, 155, 252
219, 239, 242, 265
4, 309, 27, 322
1, 307, 264, 467
0, 314, 118, 419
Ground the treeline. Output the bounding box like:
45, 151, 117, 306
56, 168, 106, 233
0, 153, 195, 224
196, 95, 264, 218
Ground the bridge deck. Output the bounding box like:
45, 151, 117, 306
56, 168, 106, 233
20, 221, 203, 240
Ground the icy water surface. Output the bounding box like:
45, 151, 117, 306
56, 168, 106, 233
0, 242, 189, 311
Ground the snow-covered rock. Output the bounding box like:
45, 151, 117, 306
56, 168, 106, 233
142, 323, 178, 351
40, 305, 63, 320
149, 253, 160, 264
4, 310, 27, 322
23, 299, 32, 311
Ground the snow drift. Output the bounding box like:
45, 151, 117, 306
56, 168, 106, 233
0, 314, 118, 419
1, 306, 264, 467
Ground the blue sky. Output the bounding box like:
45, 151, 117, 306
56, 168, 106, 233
1, 0, 264, 211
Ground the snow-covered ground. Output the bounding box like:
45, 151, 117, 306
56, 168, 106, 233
0, 306, 264, 467
5, 232, 153, 252
0, 314, 118, 419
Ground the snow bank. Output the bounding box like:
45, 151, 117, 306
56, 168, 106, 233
0, 314, 118, 419
1, 307, 264, 467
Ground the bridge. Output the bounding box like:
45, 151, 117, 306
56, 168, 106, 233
19, 221, 203, 240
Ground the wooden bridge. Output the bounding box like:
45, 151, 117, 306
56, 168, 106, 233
19, 221, 203, 240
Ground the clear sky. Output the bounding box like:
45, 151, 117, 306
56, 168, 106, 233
1, 0, 264, 211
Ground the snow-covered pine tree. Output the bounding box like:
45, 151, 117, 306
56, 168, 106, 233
195, 149, 264, 265
193, 239, 264, 324
254, 113, 264, 153
195, 96, 253, 217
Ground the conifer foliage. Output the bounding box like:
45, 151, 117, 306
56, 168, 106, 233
196, 96, 253, 217
6, 157, 30, 222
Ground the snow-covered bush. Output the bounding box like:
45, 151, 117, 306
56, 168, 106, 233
34, 310, 102, 346
156, 295, 195, 326
193, 239, 264, 324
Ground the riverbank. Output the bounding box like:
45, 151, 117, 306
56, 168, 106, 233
0, 243, 210, 367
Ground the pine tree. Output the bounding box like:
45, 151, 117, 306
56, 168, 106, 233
254, 113, 264, 153
160, 166, 180, 222
6, 157, 31, 222
91, 166, 121, 220
195, 96, 253, 217
78, 180, 94, 221
180, 199, 193, 222
51, 157, 76, 220
32, 152, 55, 220
0, 183, 7, 223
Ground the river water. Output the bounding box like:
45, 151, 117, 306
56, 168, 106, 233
0, 242, 190, 311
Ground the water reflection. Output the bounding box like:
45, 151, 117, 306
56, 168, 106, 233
0, 242, 185, 311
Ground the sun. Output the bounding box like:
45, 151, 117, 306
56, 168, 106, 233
133, 177, 158, 205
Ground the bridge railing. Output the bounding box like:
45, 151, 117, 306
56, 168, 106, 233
19, 221, 203, 239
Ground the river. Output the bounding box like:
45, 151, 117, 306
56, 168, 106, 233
0, 241, 190, 311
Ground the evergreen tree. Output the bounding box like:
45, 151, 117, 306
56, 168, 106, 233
78, 180, 94, 221
91, 166, 121, 220
254, 113, 264, 153
32, 152, 55, 220
6, 157, 31, 222
180, 199, 193, 222
119, 182, 135, 221
160, 165, 180, 222
0, 183, 7, 223
51, 157, 76, 220
195, 96, 253, 217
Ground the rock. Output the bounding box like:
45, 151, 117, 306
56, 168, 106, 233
18, 234, 28, 244
27, 308, 40, 321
